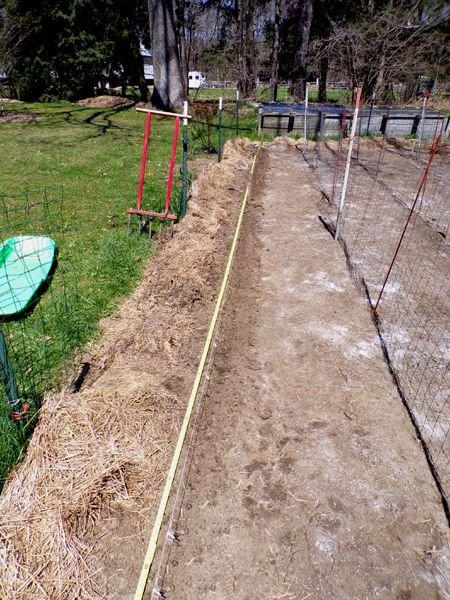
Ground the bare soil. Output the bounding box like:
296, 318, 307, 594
152, 139, 449, 599
0, 112, 37, 122
315, 136, 450, 499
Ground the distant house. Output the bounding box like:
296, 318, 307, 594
257, 70, 270, 86
140, 45, 154, 84
0, 63, 8, 82
188, 71, 206, 89
140, 46, 205, 90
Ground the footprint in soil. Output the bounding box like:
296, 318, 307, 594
259, 422, 274, 437
243, 459, 267, 476
327, 495, 347, 514
278, 455, 295, 474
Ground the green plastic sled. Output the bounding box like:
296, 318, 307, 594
0, 235, 56, 317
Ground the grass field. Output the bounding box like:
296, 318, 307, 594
0, 102, 155, 482
194, 86, 352, 105
0, 98, 258, 485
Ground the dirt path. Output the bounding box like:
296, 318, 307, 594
150, 140, 449, 599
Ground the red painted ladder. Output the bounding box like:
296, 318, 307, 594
127, 104, 191, 236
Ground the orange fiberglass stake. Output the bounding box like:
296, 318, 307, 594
127, 105, 191, 235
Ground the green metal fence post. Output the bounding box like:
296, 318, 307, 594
366, 92, 376, 135
218, 96, 223, 162
235, 89, 240, 136
304, 82, 309, 153
182, 101, 189, 218
0, 330, 20, 414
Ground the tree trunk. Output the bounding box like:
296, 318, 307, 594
175, 0, 188, 94
318, 54, 328, 103
127, 52, 150, 103
148, 0, 184, 111
291, 0, 313, 102
236, 0, 256, 99
245, 3, 255, 98
374, 46, 386, 100
270, 0, 281, 102
137, 56, 150, 103
237, 3, 245, 94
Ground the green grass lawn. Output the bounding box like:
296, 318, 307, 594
195, 85, 352, 105
191, 87, 239, 101
0, 101, 167, 335
0, 98, 259, 485
0, 102, 155, 481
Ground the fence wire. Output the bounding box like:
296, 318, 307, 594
0, 187, 82, 481
0, 187, 85, 482
310, 115, 450, 502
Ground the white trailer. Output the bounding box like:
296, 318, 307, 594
188, 71, 206, 89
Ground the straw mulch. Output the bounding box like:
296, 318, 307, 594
0, 137, 257, 600
76, 95, 135, 109
0, 113, 38, 123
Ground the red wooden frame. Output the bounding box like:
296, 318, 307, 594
127, 108, 190, 224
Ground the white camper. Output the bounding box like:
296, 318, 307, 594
188, 71, 206, 89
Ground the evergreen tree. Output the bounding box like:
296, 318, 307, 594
1, 0, 149, 101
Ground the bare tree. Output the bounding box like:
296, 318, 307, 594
177, 1, 217, 91
317, 2, 449, 103
270, 0, 282, 101
288, 0, 313, 101
236, 0, 257, 98
149, 0, 184, 110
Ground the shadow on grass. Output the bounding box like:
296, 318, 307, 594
4, 103, 137, 143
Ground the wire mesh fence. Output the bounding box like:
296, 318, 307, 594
189, 97, 252, 159
0, 187, 82, 480
309, 111, 450, 503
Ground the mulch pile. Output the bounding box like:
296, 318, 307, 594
0, 113, 37, 123
76, 95, 135, 109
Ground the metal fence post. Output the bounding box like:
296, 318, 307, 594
0, 330, 21, 415
416, 90, 430, 160
218, 96, 223, 162
304, 82, 309, 153
181, 101, 189, 217
235, 89, 240, 136
335, 87, 362, 240
366, 92, 375, 135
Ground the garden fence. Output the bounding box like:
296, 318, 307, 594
0, 187, 82, 481
307, 112, 449, 505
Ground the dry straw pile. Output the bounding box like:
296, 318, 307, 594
76, 95, 135, 109
0, 138, 256, 599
